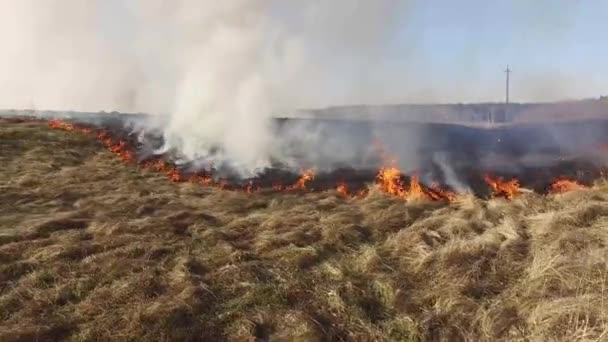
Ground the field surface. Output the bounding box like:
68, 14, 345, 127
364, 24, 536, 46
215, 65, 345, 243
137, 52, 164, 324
1, 121, 608, 341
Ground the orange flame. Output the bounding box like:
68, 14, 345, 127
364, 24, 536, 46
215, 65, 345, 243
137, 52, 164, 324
287, 169, 315, 190
165, 168, 183, 182
142, 159, 169, 172
48, 120, 75, 131
48, 120, 93, 134
484, 174, 521, 200
336, 182, 370, 199
108, 140, 136, 162
42, 119, 448, 199
550, 178, 586, 193
48, 120, 133, 162
94, 131, 136, 163
407, 176, 428, 201
45, 119, 273, 192
376, 166, 406, 197
336, 182, 348, 197
427, 182, 458, 201
376, 166, 455, 201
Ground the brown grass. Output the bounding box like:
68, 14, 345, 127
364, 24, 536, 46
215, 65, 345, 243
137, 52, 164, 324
1, 121, 608, 341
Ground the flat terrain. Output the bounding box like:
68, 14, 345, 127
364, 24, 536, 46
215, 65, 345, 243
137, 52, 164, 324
1, 121, 607, 341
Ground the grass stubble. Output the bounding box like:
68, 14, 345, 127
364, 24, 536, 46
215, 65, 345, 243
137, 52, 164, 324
0, 120, 607, 341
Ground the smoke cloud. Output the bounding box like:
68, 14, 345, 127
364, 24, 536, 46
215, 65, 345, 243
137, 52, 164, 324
0, 1, 603, 177
0, 0, 413, 175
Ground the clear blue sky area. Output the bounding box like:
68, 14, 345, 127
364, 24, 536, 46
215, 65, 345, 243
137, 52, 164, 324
386, 1, 608, 102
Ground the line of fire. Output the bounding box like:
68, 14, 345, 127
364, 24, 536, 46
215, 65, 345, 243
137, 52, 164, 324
2, 112, 601, 202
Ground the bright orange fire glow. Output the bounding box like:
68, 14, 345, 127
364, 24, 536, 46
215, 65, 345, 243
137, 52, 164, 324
42, 118, 455, 200
376, 166, 406, 197
48, 120, 75, 131
550, 178, 587, 193
287, 169, 315, 190
142, 159, 169, 172
428, 182, 458, 201
48, 119, 135, 165
336, 182, 348, 197
49, 120, 92, 134
407, 176, 428, 201
166, 169, 183, 182
376, 166, 455, 201
97, 131, 136, 163
484, 174, 521, 200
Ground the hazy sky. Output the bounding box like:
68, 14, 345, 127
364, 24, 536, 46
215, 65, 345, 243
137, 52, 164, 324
91, 0, 608, 105
1, 1, 605, 174
381, 0, 608, 103
1, 0, 607, 112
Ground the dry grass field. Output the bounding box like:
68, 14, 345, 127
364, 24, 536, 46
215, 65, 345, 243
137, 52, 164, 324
1, 120, 608, 341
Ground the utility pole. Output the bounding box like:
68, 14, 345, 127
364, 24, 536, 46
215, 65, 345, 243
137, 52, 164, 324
504, 65, 512, 122
505, 65, 511, 105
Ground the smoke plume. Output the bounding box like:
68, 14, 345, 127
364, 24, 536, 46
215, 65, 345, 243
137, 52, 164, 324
0, 0, 412, 175
0, 1, 603, 177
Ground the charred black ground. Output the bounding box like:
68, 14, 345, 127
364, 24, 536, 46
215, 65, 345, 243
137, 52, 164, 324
4, 114, 608, 197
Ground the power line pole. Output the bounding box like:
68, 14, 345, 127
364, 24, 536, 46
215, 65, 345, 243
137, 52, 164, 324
504, 65, 512, 123
505, 65, 511, 105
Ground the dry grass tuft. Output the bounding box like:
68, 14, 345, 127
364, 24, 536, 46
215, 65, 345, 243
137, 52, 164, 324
1, 121, 608, 341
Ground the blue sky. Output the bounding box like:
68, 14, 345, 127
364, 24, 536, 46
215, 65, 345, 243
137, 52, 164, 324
380, 1, 608, 102
92, 1, 608, 105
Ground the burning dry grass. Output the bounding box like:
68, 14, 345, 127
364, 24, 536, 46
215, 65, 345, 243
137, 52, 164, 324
1, 120, 608, 341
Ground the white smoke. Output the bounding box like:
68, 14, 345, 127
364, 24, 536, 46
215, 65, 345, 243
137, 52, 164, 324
0, 1, 602, 176
432, 152, 472, 194
0, 0, 411, 175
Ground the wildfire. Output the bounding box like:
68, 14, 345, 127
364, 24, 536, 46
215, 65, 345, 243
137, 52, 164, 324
376, 166, 406, 197
287, 169, 315, 190
336, 182, 348, 197
142, 159, 169, 172
49, 119, 137, 166
376, 166, 455, 201
407, 176, 429, 201
49, 119, 133, 163
109, 141, 135, 163
164, 168, 182, 182
550, 178, 587, 193
49, 120, 92, 134
484, 174, 521, 200
97, 131, 136, 163
43, 118, 455, 200
141, 158, 216, 186
141, 160, 216, 187
427, 182, 458, 202
48, 120, 75, 131
335, 182, 370, 199
41, 118, 590, 201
